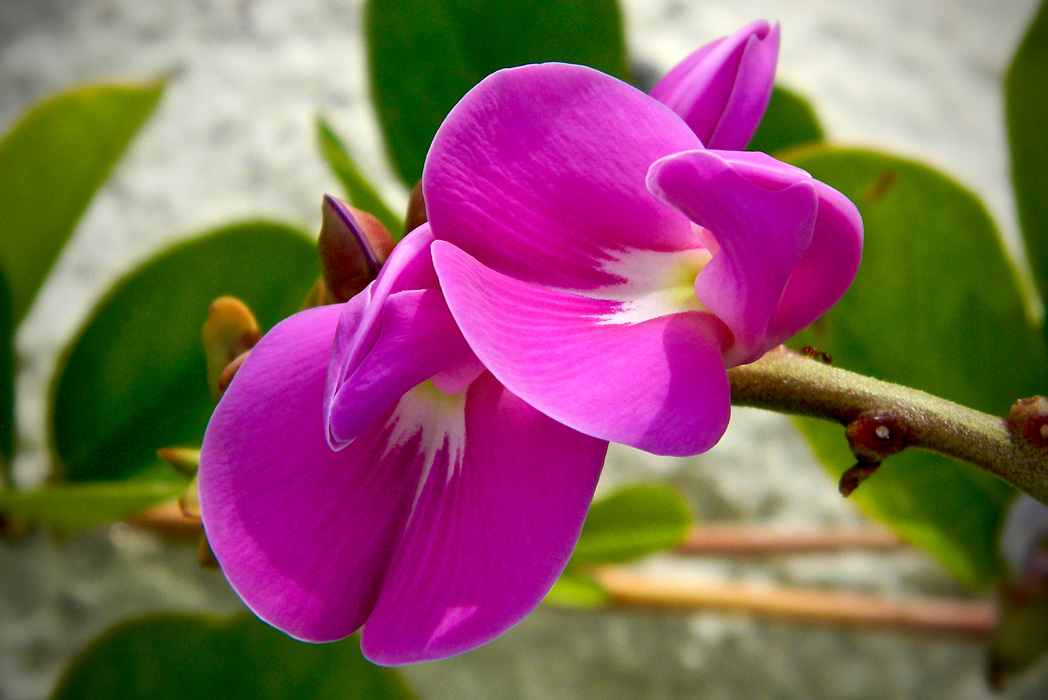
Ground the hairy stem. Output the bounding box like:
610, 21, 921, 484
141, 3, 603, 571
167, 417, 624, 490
727, 347, 1048, 504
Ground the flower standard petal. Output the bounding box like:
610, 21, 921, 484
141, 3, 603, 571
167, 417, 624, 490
432, 241, 731, 456
650, 20, 779, 149
424, 62, 703, 291
199, 305, 418, 643
647, 149, 819, 365
360, 372, 608, 665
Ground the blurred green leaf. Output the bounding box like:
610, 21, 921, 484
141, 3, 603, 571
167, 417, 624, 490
0, 480, 184, 531
0, 270, 12, 476
789, 147, 1047, 588
570, 484, 690, 565
747, 84, 824, 154
1007, 0, 1048, 308
51, 613, 415, 700
545, 572, 608, 609
51, 222, 319, 482
316, 118, 404, 239
0, 81, 164, 323
366, 0, 629, 185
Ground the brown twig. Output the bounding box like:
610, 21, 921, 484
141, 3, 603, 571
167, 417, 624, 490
676, 526, 904, 557
592, 566, 995, 638
728, 347, 1048, 504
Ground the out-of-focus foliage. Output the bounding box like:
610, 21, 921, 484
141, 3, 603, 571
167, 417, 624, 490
366, 0, 629, 185
747, 85, 824, 154
546, 484, 690, 608
1007, 0, 1048, 315
316, 118, 404, 239
51, 223, 318, 483
51, 613, 416, 700
790, 148, 1047, 589
0, 81, 164, 324
0, 480, 184, 531
0, 81, 163, 482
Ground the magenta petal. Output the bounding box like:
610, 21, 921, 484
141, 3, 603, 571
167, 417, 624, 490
325, 287, 476, 447
325, 225, 478, 447
424, 62, 703, 290
199, 306, 417, 642
432, 241, 731, 456
360, 372, 608, 664
650, 21, 779, 150
648, 149, 817, 365
772, 179, 863, 343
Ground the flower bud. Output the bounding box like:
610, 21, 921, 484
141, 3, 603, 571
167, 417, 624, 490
650, 21, 779, 150
156, 446, 201, 476
202, 297, 261, 401
319, 194, 395, 303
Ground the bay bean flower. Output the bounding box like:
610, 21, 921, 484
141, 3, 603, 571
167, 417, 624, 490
425, 62, 862, 458
199, 224, 607, 664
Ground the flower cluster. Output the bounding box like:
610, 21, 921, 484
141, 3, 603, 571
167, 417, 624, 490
199, 21, 862, 665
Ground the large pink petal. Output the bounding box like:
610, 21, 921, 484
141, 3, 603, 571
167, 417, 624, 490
650, 21, 779, 150
200, 306, 418, 642
424, 62, 703, 291
360, 372, 608, 664
432, 241, 731, 456
647, 149, 817, 366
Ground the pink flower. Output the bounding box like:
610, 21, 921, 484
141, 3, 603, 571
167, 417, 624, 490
199, 225, 607, 664
425, 62, 862, 457
198, 23, 860, 666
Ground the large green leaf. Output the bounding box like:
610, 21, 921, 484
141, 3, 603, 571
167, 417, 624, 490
51, 222, 319, 482
1007, 0, 1048, 305
747, 84, 824, 154
51, 613, 415, 700
0, 81, 164, 323
0, 480, 185, 531
316, 118, 404, 238
788, 147, 1047, 588
570, 484, 690, 565
0, 270, 12, 476
366, 0, 629, 185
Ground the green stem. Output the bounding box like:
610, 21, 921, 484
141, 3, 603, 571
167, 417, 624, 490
727, 347, 1048, 504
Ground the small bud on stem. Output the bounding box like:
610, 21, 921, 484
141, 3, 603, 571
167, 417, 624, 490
318, 195, 395, 303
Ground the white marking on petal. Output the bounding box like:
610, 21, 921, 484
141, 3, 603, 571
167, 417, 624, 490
383, 381, 468, 518
574, 245, 713, 325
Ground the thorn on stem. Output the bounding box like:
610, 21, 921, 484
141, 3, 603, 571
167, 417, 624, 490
839, 462, 881, 497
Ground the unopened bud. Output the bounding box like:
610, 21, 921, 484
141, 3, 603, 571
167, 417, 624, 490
156, 446, 201, 476
202, 297, 261, 401
1008, 396, 1048, 448
319, 194, 395, 302
845, 410, 909, 464
405, 181, 428, 235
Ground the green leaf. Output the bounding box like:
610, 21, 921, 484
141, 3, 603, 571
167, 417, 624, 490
747, 84, 824, 154
0, 480, 185, 530
51, 222, 319, 482
545, 572, 609, 609
0, 81, 165, 323
1006, 0, 1048, 305
51, 613, 416, 700
0, 269, 12, 475
788, 147, 1048, 588
316, 118, 404, 239
366, 0, 629, 185
570, 484, 691, 565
